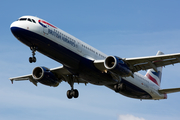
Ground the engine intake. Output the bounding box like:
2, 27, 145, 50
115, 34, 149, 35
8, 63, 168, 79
104, 56, 132, 77
32, 66, 60, 87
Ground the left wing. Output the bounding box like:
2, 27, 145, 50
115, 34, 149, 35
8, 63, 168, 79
159, 88, 180, 94
94, 52, 180, 73
10, 66, 87, 86
10, 74, 37, 86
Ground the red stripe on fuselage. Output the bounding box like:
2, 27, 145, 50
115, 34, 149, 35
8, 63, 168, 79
38, 20, 57, 29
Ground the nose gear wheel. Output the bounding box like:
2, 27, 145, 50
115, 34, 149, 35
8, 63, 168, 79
29, 57, 36, 63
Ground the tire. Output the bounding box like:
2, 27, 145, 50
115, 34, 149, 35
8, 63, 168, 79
114, 84, 120, 92
73, 89, 79, 98
67, 90, 73, 99
120, 83, 126, 92
29, 57, 33, 63
33, 57, 36, 62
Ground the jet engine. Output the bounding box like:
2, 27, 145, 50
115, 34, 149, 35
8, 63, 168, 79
104, 56, 133, 77
32, 66, 60, 87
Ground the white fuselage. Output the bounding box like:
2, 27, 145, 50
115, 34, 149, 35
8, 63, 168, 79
10, 16, 167, 100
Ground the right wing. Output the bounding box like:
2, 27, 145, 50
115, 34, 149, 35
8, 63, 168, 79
94, 52, 180, 73
125, 52, 180, 72
10, 66, 88, 86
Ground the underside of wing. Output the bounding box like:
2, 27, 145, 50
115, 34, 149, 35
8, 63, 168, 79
10, 74, 37, 86
50, 66, 88, 84
93, 60, 106, 72
9, 66, 88, 86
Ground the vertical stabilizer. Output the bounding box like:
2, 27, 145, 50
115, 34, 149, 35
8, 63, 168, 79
145, 51, 164, 87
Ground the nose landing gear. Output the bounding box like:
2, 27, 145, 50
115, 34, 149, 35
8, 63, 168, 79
29, 46, 37, 63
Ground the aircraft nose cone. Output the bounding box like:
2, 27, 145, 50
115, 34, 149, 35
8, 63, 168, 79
10, 22, 17, 34
10, 21, 16, 29
10, 21, 31, 46
10, 25, 18, 37
10, 21, 22, 39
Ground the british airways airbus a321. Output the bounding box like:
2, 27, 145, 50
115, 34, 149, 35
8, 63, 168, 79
10, 16, 180, 100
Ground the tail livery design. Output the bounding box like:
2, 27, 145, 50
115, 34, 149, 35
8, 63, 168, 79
145, 51, 164, 86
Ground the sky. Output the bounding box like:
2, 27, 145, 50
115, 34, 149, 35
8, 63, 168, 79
1, 0, 180, 120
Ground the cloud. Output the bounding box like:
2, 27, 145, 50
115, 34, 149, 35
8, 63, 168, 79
118, 114, 146, 120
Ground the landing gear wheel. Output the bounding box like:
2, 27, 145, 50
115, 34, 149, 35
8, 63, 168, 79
73, 89, 79, 98
114, 83, 126, 92
32, 57, 36, 62
114, 84, 120, 92
66, 89, 79, 99
29, 57, 36, 63
67, 90, 73, 99
65, 75, 80, 99
120, 83, 126, 92
29, 57, 33, 63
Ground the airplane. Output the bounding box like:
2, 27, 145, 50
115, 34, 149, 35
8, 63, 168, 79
10, 15, 180, 100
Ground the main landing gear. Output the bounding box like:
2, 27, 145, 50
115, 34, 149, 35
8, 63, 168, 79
114, 83, 126, 92
65, 75, 79, 99
29, 46, 37, 63
67, 89, 79, 99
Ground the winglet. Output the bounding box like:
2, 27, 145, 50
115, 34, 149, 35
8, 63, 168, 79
11, 80, 13, 84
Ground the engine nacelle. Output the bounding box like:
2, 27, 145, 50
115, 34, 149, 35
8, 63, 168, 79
32, 66, 60, 87
104, 56, 132, 77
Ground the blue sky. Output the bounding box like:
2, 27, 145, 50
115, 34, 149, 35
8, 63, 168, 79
1, 0, 180, 120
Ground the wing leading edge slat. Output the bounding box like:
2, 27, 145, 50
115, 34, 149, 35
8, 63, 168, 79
9, 66, 88, 86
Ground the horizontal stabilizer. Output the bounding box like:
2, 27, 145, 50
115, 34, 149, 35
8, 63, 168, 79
159, 88, 180, 94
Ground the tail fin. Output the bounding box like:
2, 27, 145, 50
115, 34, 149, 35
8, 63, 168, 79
145, 51, 164, 87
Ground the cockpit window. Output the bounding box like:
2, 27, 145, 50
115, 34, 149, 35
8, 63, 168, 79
18, 17, 36, 23
32, 19, 36, 23
19, 18, 27, 21
28, 18, 32, 22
